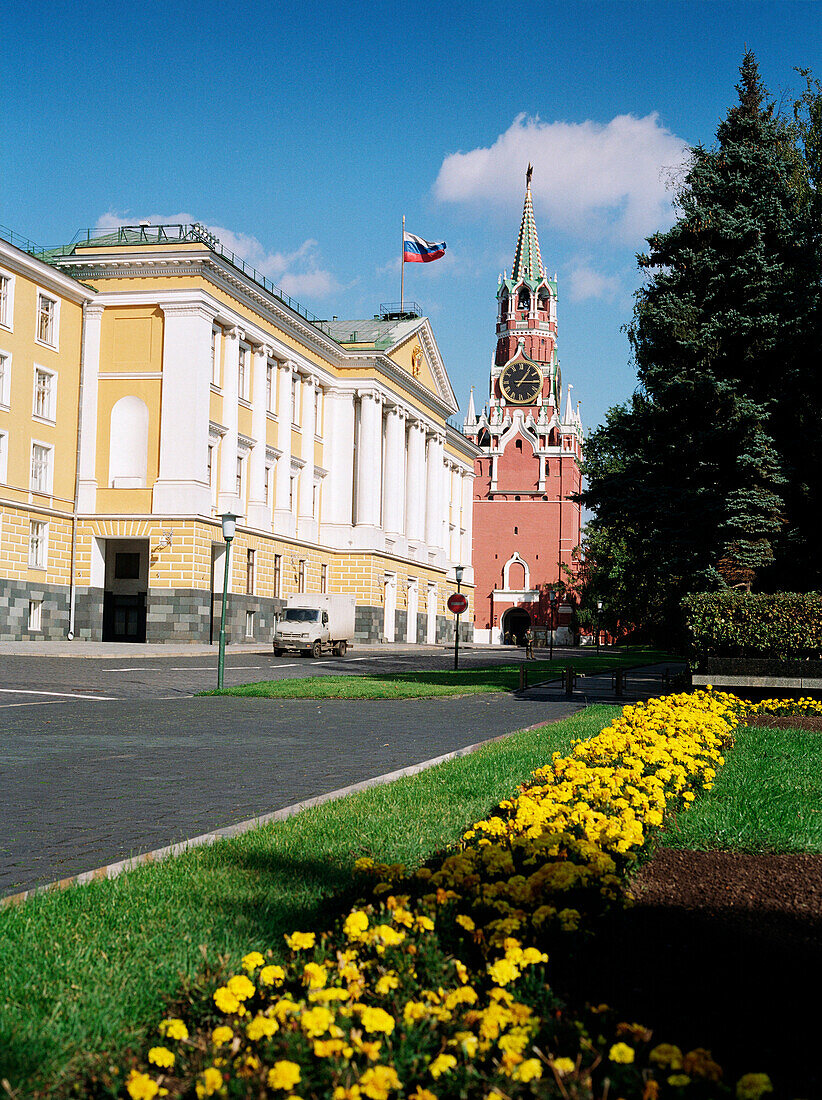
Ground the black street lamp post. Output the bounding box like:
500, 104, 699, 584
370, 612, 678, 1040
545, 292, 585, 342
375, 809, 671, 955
217, 512, 238, 689
596, 599, 603, 657
454, 565, 464, 671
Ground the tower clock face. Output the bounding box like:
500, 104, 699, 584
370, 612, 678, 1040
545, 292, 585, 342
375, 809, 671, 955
499, 361, 543, 405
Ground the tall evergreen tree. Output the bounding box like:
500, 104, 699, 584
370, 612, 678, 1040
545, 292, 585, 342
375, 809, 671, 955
580, 54, 821, 638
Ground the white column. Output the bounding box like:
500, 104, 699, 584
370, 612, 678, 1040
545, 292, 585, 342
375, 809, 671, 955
354, 391, 383, 546
216, 326, 241, 515
273, 360, 295, 537
461, 469, 474, 584
297, 373, 317, 541
383, 403, 406, 553
449, 462, 461, 563
406, 579, 418, 643
405, 418, 427, 553
247, 344, 269, 529
154, 302, 213, 515
319, 389, 355, 547
77, 303, 103, 512
425, 432, 445, 558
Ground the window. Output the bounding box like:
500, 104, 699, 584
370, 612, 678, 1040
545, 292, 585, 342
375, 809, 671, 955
28, 599, 43, 631
37, 293, 57, 347
236, 455, 244, 498
245, 610, 255, 638
115, 552, 141, 579
246, 548, 255, 595
0, 350, 10, 406
33, 366, 56, 421
321, 564, 328, 593
0, 272, 13, 329
30, 443, 52, 493
238, 344, 248, 399
29, 520, 47, 568
298, 559, 306, 592
273, 554, 282, 598
266, 361, 275, 412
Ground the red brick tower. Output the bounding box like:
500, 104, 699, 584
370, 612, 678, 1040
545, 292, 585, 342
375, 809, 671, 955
464, 166, 583, 645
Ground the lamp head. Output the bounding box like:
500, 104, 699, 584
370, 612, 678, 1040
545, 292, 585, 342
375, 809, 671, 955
455, 565, 464, 583
597, 600, 603, 611
221, 511, 239, 541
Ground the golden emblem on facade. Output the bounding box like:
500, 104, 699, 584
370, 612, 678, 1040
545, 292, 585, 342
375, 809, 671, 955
411, 345, 422, 378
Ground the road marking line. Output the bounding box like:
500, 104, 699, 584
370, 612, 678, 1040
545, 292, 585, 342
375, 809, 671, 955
0, 688, 118, 701
102, 665, 263, 673
0, 700, 70, 709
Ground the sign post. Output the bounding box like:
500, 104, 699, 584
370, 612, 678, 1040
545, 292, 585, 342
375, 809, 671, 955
447, 583, 468, 671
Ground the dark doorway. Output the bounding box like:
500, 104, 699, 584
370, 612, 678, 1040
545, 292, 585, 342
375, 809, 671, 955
102, 539, 149, 642
502, 607, 531, 646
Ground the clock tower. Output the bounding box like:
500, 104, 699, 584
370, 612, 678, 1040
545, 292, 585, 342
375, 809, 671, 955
464, 167, 583, 646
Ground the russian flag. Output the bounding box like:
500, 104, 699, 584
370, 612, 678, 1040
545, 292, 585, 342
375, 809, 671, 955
403, 231, 446, 263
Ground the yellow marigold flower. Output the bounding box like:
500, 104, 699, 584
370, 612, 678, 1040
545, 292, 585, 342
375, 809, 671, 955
158, 1018, 189, 1040
147, 1047, 175, 1069
513, 1058, 542, 1082
370, 923, 405, 946
391, 906, 413, 927
683, 1047, 722, 1081
668, 1075, 691, 1087
267, 1060, 301, 1090
344, 910, 369, 940
211, 1025, 233, 1045
552, 1057, 575, 1076
455, 914, 475, 932
285, 930, 316, 951
260, 964, 286, 987
520, 947, 548, 966
375, 972, 399, 995
735, 1074, 774, 1100
303, 962, 328, 989
649, 1044, 683, 1070
452, 1030, 479, 1058
314, 1038, 349, 1057
126, 1070, 160, 1100
300, 1005, 335, 1037
408, 1089, 438, 1100
195, 1067, 223, 1099
429, 1053, 458, 1079
609, 1042, 635, 1064
403, 1000, 427, 1023
246, 1013, 278, 1041
333, 1087, 362, 1099
358, 1005, 396, 1034
226, 974, 255, 1000
487, 958, 520, 986
358, 1064, 402, 1099
454, 959, 469, 984
415, 914, 435, 931
241, 951, 265, 972
213, 986, 241, 1014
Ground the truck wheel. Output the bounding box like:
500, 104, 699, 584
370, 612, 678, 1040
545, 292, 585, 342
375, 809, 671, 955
273, 648, 284, 657
311, 640, 322, 659
334, 641, 347, 657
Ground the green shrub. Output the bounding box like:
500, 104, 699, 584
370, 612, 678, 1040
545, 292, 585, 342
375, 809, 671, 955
682, 591, 822, 661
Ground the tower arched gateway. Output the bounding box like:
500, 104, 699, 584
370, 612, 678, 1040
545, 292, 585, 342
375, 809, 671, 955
465, 166, 583, 646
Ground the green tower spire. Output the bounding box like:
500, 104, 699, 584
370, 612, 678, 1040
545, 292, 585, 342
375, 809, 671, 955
511, 163, 545, 284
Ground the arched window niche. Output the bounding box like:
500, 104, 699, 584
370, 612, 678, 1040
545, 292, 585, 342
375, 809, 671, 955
517, 286, 530, 311
109, 395, 149, 488
503, 551, 530, 591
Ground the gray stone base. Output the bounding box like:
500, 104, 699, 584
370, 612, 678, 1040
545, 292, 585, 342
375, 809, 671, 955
395, 609, 407, 644
0, 579, 71, 640
355, 605, 382, 643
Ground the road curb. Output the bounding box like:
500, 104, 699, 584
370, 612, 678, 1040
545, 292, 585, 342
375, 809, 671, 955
1, 717, 570, 909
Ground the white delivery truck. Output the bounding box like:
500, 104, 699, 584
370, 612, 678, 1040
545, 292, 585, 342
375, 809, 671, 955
273, 594, 356, 658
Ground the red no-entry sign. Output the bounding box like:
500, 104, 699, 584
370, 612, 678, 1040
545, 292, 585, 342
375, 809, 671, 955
447, 592, 468, 615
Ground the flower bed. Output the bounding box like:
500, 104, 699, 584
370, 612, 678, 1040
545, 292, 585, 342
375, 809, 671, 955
122, 691, 785, 1100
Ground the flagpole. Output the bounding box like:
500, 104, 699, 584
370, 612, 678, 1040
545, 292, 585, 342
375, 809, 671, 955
401, 214, 405, 314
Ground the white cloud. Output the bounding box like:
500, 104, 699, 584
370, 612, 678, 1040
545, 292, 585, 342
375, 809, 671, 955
435, 113, 689, 244
567, 263, 622, 303
94, 211, 341, 298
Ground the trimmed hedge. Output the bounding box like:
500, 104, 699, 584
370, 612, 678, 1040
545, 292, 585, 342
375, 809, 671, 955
683, 591, 822, 664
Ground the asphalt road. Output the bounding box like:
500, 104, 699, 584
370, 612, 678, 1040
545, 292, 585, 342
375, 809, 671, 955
0, 649, 588, 898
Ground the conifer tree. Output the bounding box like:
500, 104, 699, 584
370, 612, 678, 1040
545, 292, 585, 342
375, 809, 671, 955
580, 53, 821, 637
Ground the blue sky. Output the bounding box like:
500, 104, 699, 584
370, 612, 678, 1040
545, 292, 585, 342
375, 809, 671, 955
2, 0, 818, 433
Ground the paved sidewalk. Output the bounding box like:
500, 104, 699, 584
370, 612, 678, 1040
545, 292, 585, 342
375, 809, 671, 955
0, 692, 587, 899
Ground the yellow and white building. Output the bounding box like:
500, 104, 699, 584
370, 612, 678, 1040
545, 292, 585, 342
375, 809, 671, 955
0, 223, 478, 644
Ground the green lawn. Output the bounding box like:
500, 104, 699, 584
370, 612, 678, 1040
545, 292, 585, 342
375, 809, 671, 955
208, 648, 676, 698
0, 706, 617, 1097
660, 722, 822, 853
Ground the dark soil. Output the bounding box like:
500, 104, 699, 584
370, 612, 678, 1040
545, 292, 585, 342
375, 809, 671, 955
550, 849, 822, 1099
740, 714, 822, 732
